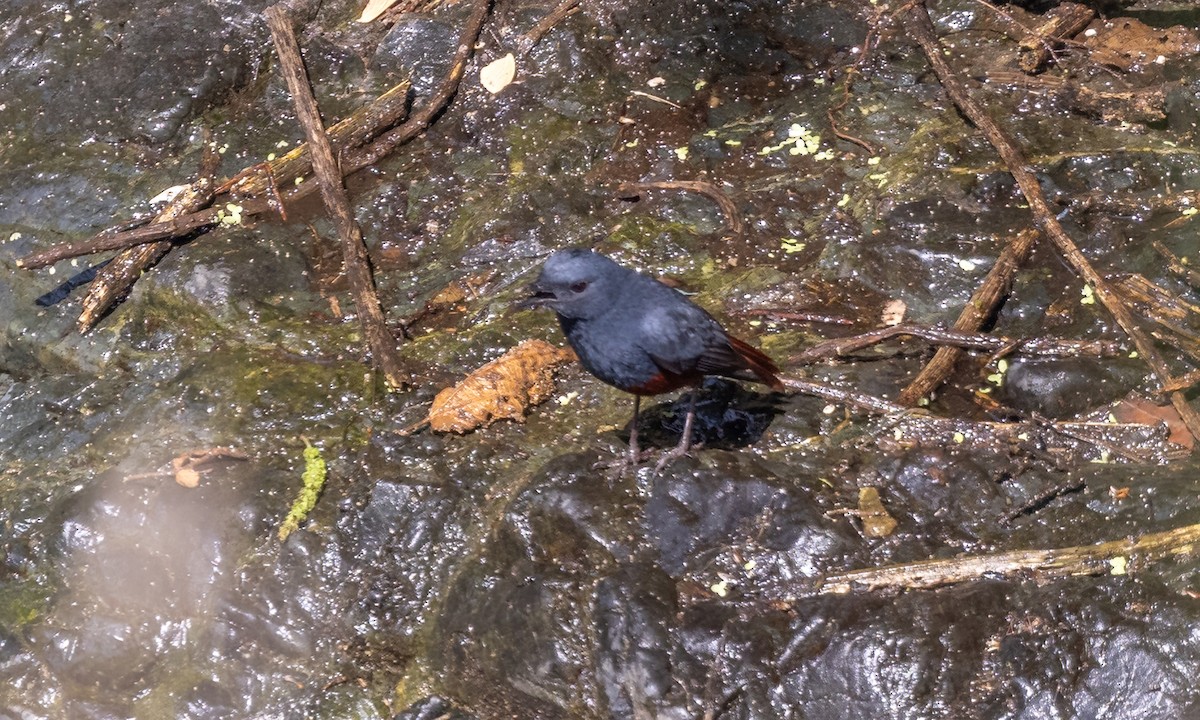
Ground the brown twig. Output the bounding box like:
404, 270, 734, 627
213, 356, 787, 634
898, 228, 1039, 404
218, 76, 413, 198
266, 4, 409, 388
1016, 1, 1095, 74
340, 0, 492, 172
76, 158, 220, 332
24, 0, 488, 332
780, 375, 907, 415
902, 2, 1200, 445
616, 180, 745, 240
18, 200, 271, 270
796, 521, 1200, 596
795, 320, 1123, 365
518, 0, 580, 56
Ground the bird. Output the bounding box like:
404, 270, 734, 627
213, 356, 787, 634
522, 248, 784, 469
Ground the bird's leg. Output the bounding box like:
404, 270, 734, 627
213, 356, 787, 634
655, 390, 698, 472
627, 395, 641, 465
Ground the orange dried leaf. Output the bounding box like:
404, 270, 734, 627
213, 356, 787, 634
1111, 398, 1194, 450
429, 339, 577, 433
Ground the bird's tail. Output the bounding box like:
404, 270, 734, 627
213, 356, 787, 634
728, 335, 784, 391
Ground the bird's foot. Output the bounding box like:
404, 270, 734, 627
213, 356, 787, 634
652, 440, 703, 474
592, 447, 655, 476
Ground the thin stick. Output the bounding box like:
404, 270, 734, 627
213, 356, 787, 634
266, 4, 408, 388
617, 180, 745, 239
902, 3, 1200, 443
780, 376, 906, 415
519, 0, 580, 55
795, 321, 1123, 364
797, 521, 1200, 596
339, 0, 492, 173
76, 154, 219, 332
898, 228, 1039, 403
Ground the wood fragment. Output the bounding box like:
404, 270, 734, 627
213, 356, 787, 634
1017, 1, 1095, 74
898, 229, 1039, 404
519, 0, 581, 56
266, 4, 409, 388
801, 521, 1200, 596
779, 375, 906, 415
77, 176, 216, 332
218, 77, 412, 198
616, 180, 745, 240
339, 0, 492, 172
902, 2, 1200, 446
795, 321, 1123, 365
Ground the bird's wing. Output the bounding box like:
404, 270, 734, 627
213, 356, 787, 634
638, 300, 738, 376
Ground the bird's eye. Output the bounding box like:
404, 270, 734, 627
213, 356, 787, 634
570, 281, 589, 293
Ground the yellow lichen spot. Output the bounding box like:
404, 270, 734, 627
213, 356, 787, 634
781, 237, 806, 254
1109, 556, 1127, 575
1081, 285, 1095, 305
837, 194, 851, 208
220, 203, 244, 226
787, 124, 821, 155
953, 431, 965, 444
674, 146, 689, 161
867, 156, 881, 165
725, 139, 742, 147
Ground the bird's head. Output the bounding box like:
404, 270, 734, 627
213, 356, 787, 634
520, 248, 619, 320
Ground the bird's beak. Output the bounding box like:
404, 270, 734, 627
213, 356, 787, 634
515, 284, 556, 310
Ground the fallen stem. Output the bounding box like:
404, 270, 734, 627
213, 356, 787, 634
902, 2, 1200, 444
266, 3, 409, 388
799, 520, 1200, 596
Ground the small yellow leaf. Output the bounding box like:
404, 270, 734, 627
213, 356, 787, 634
480, 53, 517, 94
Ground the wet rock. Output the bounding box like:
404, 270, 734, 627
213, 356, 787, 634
371, 17, 457, 98
1001, 357, 1143, 419
0, 0, 272, 144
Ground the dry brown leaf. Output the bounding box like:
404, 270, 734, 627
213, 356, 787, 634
1111, 398, 1194, 450
429, 339, 577, 433
1082, 18, 1199, 72
171, 447, 250, 488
